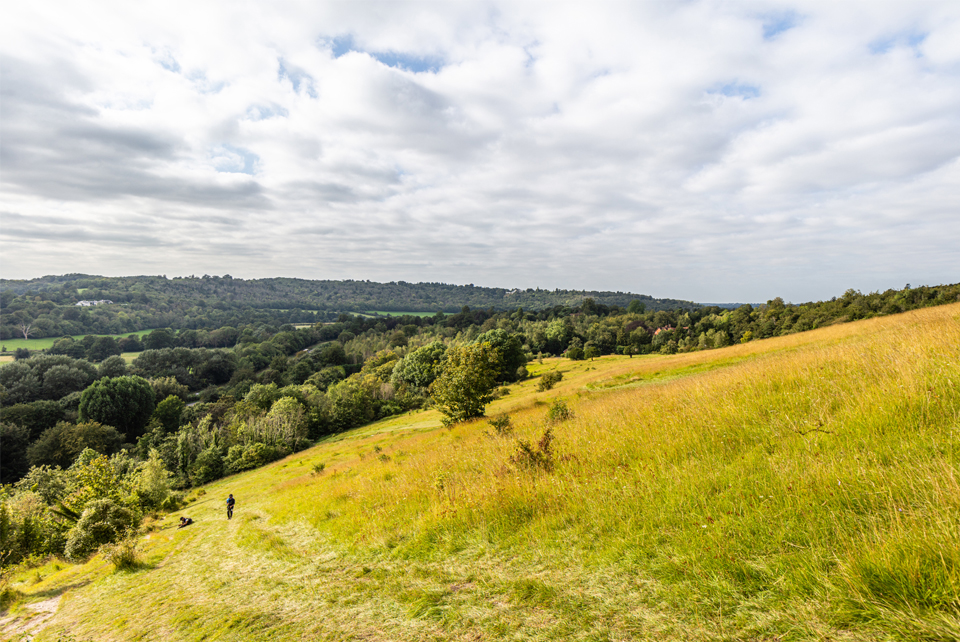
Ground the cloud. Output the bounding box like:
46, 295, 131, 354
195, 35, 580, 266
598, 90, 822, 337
0, 1, 958, 302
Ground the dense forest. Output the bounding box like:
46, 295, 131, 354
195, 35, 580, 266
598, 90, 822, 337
0, 274, 698, 339
1, 280, 959, 566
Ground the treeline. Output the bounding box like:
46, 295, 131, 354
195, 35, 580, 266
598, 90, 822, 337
0, 274, 697, 339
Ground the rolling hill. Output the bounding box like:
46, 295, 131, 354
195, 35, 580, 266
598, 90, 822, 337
4, 303, 959, 641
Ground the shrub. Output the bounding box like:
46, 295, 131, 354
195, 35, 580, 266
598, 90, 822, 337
488, 414, 513, 436
64, 498, 138, 561
537, 371, 563, 392
509, 428, 555, 472
311, 462, 326, 475
101, 538, 140, 570
547, 398, 573, 423
189, 447, 224, 485
160, 493, 186, 512
225, 442, 281, 474
27, 421, 124, 469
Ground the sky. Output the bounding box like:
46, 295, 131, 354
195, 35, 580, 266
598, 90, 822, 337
1, 1, 958, 304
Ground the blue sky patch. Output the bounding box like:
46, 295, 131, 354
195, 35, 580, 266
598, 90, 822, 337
762, 11, 799, 40
213, 145, 259, 175
278, 59, 317, 97
245, 104, 289, 121
869, 30, 927, 55
711, 82, 761, 99
370, 51, 443, 73
321, 34, 442, 73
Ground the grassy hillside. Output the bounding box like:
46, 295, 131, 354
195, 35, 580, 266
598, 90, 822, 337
5, 304, 960, 641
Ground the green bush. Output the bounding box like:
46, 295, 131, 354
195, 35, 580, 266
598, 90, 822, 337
537, 371, 563, 392
189, 447, 224, 485
547, 398, 573, 423
101, 538, 141, 570
64, 498, 138, 561
509, 428, 555, 472
159, 492, 186, 512
488, 414, 513, 436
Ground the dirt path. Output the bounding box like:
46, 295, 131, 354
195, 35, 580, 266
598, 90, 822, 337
0, 595, 61, 641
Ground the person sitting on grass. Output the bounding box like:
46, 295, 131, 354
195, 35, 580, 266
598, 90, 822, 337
178, 516, 194, 528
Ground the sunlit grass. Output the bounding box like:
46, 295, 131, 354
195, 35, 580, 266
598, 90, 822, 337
0, 328, 154, 352
16, 303, 960, 641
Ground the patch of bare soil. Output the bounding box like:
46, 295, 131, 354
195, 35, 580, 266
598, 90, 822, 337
0, 595, 61, 641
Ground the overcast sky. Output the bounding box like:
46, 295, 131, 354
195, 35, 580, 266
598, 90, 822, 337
1, 1, 958, 303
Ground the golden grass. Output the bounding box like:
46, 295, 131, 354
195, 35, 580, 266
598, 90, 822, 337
11, 303, 960, 641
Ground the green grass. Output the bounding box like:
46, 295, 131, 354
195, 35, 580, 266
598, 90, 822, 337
1, 329, 154, 352
6, 304, 960, 641
366, 310, 439, 317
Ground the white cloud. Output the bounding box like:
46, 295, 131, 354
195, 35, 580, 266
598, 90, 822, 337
1, 1, 957, 302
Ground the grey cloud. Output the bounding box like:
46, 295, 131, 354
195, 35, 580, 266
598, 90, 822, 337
0, 56, 269, 209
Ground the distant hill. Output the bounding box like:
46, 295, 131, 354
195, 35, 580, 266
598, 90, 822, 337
0, 274, 699, 313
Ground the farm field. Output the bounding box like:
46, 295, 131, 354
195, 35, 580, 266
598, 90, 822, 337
367, 310, 439, 317
4, 303, 959, 641
0, 329, 154, 353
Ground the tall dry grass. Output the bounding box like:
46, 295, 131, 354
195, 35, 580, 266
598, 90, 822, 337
20, 303, 960, 641
269, 304, 960, 638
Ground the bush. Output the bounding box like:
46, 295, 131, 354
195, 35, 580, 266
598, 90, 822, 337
64, 498, 138, 561
189, 447, 224, 485
547, 398, 573, 423
160, 492, 186, 512
537, 371, 563, 392
27, 421, 125, 469
509, 428, 555, 471
101, 538, 141, 570
488, 414, 513, 435
224, 442, 281, 474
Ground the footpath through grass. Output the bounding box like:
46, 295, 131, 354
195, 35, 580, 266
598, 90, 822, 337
7, 304, 960, 641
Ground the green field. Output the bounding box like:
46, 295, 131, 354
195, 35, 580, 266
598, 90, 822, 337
367, 310, 439, 317
4, 304, 959, 641
0, 329, 154, 353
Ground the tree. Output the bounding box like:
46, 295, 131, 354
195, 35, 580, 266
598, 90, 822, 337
79, 375, 156, 439
0, 400, 66, 439
98, 355, 128, 379
475, 329, 526, 382
391, 341, 446, 389
430, 342, 500, 425
86, 336, 121, 362
27, 421, 125, 468
16, 321, 33, 340
583, 342, 601, 360
40, 364, 95, 400
0, 423, 31, 483
144, 329, 176, 351
151, 395, 186, 433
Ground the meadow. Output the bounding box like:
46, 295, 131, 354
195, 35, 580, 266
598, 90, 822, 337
5, 304, 959, 641
0, 329, 154, 353
367, 310, 439, 317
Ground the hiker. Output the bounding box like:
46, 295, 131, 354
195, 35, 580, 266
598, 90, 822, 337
178, 516, 193, 528
226, 493, 235, 519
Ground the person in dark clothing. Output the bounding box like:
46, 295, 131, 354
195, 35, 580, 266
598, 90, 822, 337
226, 494, 235, 519
178, 516, 193, 528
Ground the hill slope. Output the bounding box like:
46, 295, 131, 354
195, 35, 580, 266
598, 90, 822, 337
6, 304, 960, 641
0, 274, 698, 313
